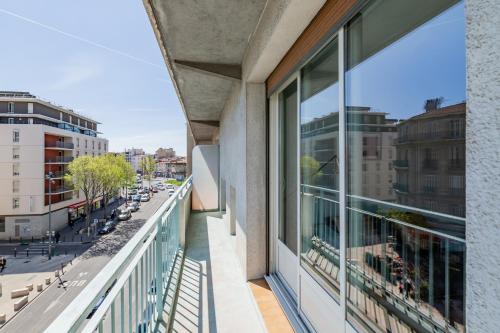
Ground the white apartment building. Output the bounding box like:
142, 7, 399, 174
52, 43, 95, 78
0, 91, 108, 239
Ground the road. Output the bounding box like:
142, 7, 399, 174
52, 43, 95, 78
2, 186, 170, 333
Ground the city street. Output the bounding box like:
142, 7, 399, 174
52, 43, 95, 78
1, 184, 170, 333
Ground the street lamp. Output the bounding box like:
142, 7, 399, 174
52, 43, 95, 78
45, 171, 55, 259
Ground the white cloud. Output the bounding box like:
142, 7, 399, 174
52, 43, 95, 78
49, 55, 101, 90
108, 128, 187, 156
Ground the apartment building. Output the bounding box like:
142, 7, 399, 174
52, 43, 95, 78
154, 147, 175, 160
0, 91, 108, 239
48, 0, 499, 332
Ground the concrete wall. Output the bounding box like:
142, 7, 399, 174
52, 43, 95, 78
465, 0, 500, 331
192, 145, 219, 211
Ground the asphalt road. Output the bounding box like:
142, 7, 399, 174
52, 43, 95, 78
2, 187, 170, 333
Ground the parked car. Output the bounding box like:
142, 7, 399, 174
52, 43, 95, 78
129, 189, 138, 195
166, 184, 174, 190
126, 201, 140, 212
132, 195, 142, 202
141, 194, 150, 202
151, 187, 158, 193
117, 208, 132, 221
98, 220, 116, 234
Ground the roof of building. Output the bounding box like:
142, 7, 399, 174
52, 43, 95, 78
0, 90, 100, 124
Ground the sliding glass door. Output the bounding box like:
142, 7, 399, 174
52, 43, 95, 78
275, 78, 299, 296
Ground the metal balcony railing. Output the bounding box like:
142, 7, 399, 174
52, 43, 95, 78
45, 176, 192, 333
448, 159, 464, 171
397, 130, 465, 143
45, 141, 74, 149
46, 186, 73, 194
393, 183, 408, 193
45, 171, 66, 178
45, 156, 74, 163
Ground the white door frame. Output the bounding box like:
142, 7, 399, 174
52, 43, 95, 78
268, 72, 301, 299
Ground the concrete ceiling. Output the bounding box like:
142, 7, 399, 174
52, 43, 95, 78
146, 0, 267, 143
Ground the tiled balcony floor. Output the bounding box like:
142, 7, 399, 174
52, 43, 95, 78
170, 212, 266, 333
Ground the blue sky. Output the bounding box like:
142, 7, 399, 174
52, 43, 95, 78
0, 0, 186, 155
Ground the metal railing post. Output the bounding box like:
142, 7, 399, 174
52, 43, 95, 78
156, 217, 163, 320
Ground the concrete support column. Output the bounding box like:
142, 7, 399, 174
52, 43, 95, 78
245, 82, 267, 280
186, 126, 195, 176
465, 0, 500, 331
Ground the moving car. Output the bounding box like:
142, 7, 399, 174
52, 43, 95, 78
126, 201, 140, 212
141, 194, 150, 202
166, 184, 174, 190
132, 195, 142, 202
117, 208, 132, 221
168, 189, 175, 196
151, 187, 158, 193
98, 220, 116, 234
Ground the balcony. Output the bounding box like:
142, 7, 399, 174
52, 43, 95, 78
45, 156, 74, 164
45, 170, 66, 179
393, 183, 409, 193
46, 177, 276, 333
45, 185, 73, 194
422, 185, 437, 193
396, 130, 465, 144
45, 141, 74, 149
393, 160, 409, 168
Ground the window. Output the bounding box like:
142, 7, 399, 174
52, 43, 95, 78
104, 143, 107, 151
85, 139, 88, 148
12, 130, 19, 143
0, 217, 5, 232
98, 142, 101, 150
12, 147, 20, 159
12, 163, 19, 176
345, 1, 466, 332
300, 38, 340, 293
8, 102, 14, 113
92, 141, 95, 149
12, 198, 19, 209
12, 180, 19, 193
76, 138, 80, 148
8, 118, 14, 124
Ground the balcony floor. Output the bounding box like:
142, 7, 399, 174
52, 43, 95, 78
169, 212, 266, 333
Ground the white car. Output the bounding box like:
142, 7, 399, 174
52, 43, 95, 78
140, 194, 150, 202
168, 189, 175, 196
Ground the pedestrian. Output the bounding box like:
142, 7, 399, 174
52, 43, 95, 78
404, 278, 412, 299
55, 231, 61, 243
398, 281, 404, 296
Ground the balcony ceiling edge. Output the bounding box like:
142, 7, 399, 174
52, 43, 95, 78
143, 0, 267, 143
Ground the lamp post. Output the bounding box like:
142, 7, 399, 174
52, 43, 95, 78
46, 171, 55, 259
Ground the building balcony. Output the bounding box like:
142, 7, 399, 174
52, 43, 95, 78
47, 177, 290, 333
45, 170, 66, 179
45, 141, 74, 149
393, 159, 409, 168
45, 156, 74, 164
393, 183, 408, 193
422, 185, 437, 193
45, 185, 73, 194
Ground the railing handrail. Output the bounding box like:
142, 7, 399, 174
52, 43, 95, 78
44, 176, 192, 333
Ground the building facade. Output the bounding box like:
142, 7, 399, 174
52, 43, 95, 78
154, 147, 175, 160
142, 0, 498, 332
0, 91, 108, 239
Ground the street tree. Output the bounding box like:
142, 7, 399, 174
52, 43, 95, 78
65, 156, 103, 230
98, 154, 130, 218
140, 155, 156, 193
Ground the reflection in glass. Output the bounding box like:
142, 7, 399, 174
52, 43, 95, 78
279, 80, 298, 255
345, 0, 466, 332
300, 40, 341, 294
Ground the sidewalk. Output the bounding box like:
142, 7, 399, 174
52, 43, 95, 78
0, 197, 125, 247
0, 254, 76, 326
